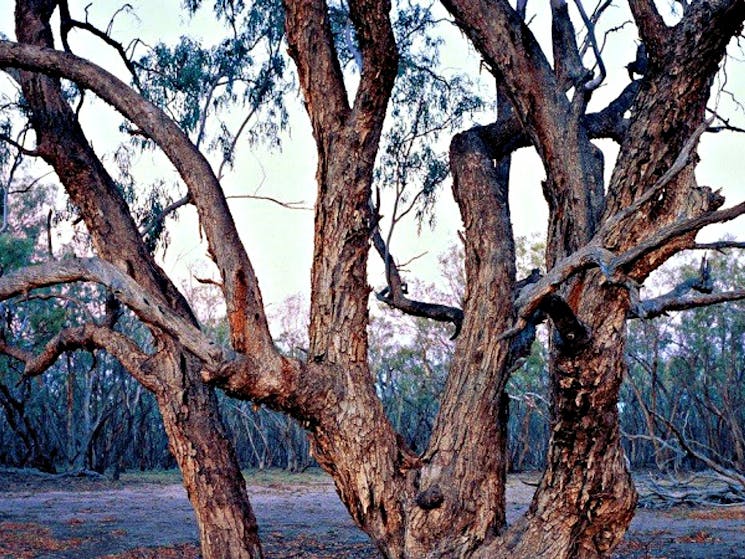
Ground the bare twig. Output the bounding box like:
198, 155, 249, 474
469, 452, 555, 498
140, 193, 191, 240
225, 194, 312, 211
59, 0, 141, 88
651, 409, 745, 488
573, 0, 606, 91
0, 133, 40, 157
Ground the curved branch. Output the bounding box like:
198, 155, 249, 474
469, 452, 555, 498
0, 336, 31, 364
371, 227, 463, 338
585, 80, 640, 142
140, 193, 191, 240
509, 199, 745, 337
614, 200, 745, 271
0, 40, 274, 357
0, 261, 335, 427
573, 0, 606, 91
59, 4, 141, 88
636, 289, 745, 319
440, 0, 565, 150
17, 323, 156, 391
476, 79, 640, 160
650, 409, 745, 487
0, 258, 234, 371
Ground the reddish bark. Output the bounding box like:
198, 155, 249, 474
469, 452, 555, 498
0, 1, 744, 558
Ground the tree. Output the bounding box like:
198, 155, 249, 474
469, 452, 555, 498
1, 1, 744, 559
623, 252, 745, 506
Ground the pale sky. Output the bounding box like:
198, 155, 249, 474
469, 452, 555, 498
2, 0, 744, 314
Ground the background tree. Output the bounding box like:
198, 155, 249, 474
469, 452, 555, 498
0, 1, 745, 559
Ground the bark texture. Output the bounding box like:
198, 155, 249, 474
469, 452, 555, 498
1, 1, 744, 559
12, 2, 263, 558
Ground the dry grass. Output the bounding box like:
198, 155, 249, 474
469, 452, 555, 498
101, 543, 201, 559
0, 521, 85, 559
117, 467, 332, 488
684, 506, 745, 520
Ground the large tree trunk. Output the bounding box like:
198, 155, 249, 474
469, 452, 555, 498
14, 2, 263, 557
491, 292, 636, 559
3, 1, 744, 559
155, 351, 261, 559
403, 124, 516, 557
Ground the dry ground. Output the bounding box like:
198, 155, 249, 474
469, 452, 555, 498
1, 468, 744, 558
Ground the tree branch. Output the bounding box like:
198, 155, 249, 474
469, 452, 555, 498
650, 408, 745, 488
630, 256, 713, 318
440, 0, 565, 152
573, 0, 606, 91
584, 80, 640, 142
636, 289, 745, 319
0, 40, 275, 357
140, 193, 191, 241
475, 79, 640, 161
600, 117, 714, 236
283, 0, 350, 132
508, 198, 745, 338
10, 323, 156, 391
550, 0, 585, 89
628, 0, 668, 58
225, 194, 312, 211
539, 293, 590, 350
0, 335, 31, 363
613, 200, 745, 272
349, 0, 398, 126
693, 241, 745, 251
59, 0, 141, 89
371, 227, 463, 339
0, 258, 235, 371
0, 132, 41, 157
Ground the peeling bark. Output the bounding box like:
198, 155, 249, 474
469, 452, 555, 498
11, 2, 264, 557
1, 1, 744, 558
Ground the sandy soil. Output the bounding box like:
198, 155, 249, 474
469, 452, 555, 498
1, 470, 744, 558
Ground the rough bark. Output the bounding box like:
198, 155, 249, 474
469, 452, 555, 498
1, 1, 744, 559
403, 116, 517, 556
282, 1, 417, 556
435, 2, 745, 558
12, 2, 263, 558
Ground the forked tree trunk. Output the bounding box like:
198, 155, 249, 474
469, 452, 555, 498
4, 1, 745, 559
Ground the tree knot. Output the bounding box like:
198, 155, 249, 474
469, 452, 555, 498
415, 485, 444, 510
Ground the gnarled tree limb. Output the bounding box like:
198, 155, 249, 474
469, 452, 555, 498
637, 289, 745, 319
371, 227, 463, 338
13, 323, 155, 390
0, 39, 274, 357
0, 258, 234, 370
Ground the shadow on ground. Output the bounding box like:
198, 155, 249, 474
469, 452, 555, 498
1, 469, 744, 558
